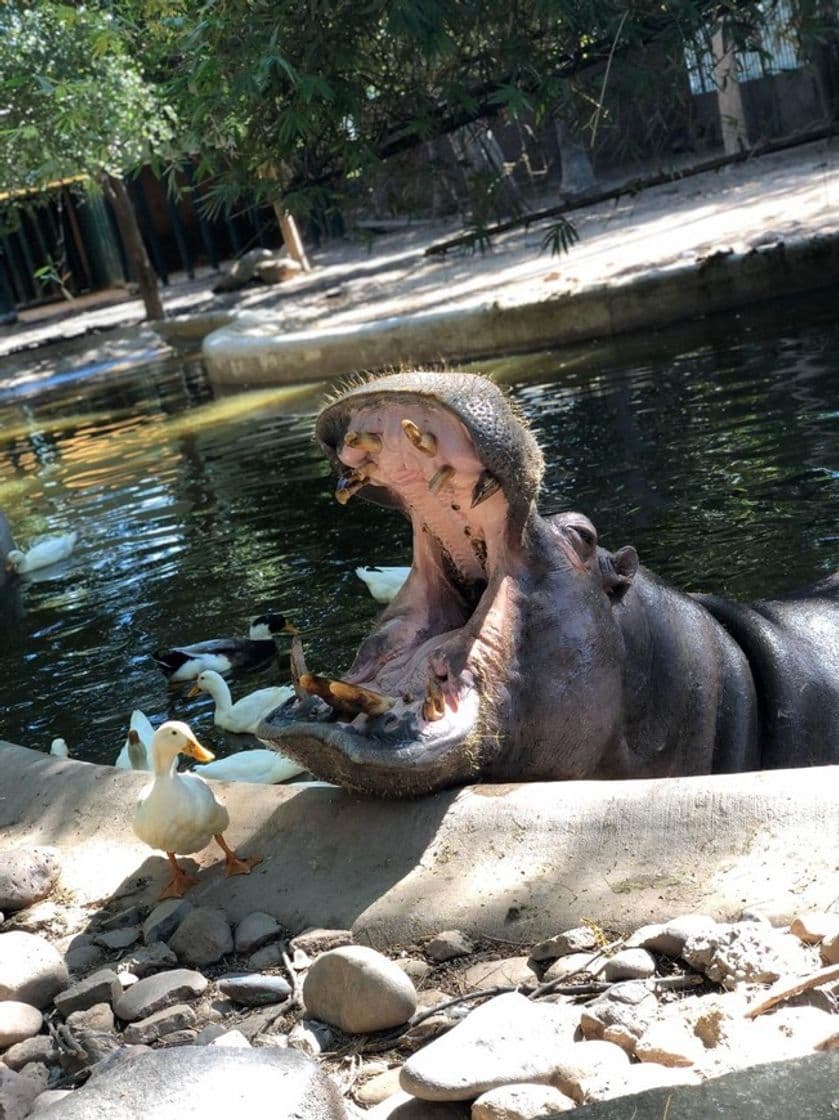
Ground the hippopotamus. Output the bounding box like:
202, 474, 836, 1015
258, 371, 839, 796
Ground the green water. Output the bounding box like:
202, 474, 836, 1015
1, 289, 837, 765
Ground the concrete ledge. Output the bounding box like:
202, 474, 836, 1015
201, 235, 839, 386
2, 741, 836, 946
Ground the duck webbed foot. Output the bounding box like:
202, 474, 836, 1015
159, 852, 199, 899
214, 833, 263, 878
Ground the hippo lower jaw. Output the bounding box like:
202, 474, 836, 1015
257, 374, 537, 796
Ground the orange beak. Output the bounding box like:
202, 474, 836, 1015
182, 737, 215, 763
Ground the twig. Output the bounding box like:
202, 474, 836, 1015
590, 9, 630, 147
745, 963, 839, 1019
282, 949, 306, 1010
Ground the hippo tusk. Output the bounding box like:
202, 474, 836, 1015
299, 672, 396, 718
344, 430, 382, 453
421, 675, 447, 722
471, 468, 501, 508
428, 465, 455, 494
335, 469, 368, 505
401, 419, 438, 457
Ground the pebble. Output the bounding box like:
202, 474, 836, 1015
167, 906, 233, 966
579, 981, 658, 1053
217, 972, 292, 1006
141, 898, 193, 945
626, 914, 718, 957
234, 911, 284, 953
123, 1002, 197, 1044
54, 969, 122, 1017
0, 999, 43, 1047
96, 907, 145, 932
600, 948, 656, 981
472, 1082, 576, 1116
529, 926, 599, 961
549, 1038, 631, 1103
425, 930, 475, 962
290, 927, 353, 955
113, 968, 208, 1022
66, 1003, 115, 1033
541, 951, 600, 982
0, 930, 69, 1007
288, 1018, 335, 1057
356, 1065, 403, 1105
210, 1028, 251, 1048
247, 942, 286, 970
65, 944, 105, 976
395, 957, 432, 984
682, 922, 816, 987
0, 848, 60, 913
303, 945, 417, 1034
2, 1034, 56, 1071
459, 956, 536, 990
116, 942, 177, 978
0, 1064, 43, 1119
93, 927, 141, 951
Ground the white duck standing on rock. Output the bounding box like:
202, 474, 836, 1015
5, 530, 78, 575
133, 719, 262, 900
188, 670, 294, 734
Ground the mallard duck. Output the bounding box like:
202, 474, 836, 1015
192, 747, 306, 784
188, 671, 294, 735
132, 719, 262, 899
115, 710, 155, 770
50, 737, 70, 758
355, 566, 410, 604
151, 613, 297, 682
6, 531, 78, 575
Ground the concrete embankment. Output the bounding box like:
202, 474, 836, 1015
2, 740, 836, 946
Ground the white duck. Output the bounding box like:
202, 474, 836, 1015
133, 719, 262, 899
50, 737, 70, 758
115, 710, 155, 770
6, 531, 78, 575
192, 748, 306, 785
188, 671, 294, 735
355, 565, 410, 604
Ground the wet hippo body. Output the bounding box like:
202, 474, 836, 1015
0, 508, 16, 588
259, 371, 839, 796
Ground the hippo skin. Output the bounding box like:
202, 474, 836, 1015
0, 508, 16, 588
259, 371, 839, 796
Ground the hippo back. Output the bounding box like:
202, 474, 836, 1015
697, 574, 839, 768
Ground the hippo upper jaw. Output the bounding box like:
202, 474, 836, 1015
257, 372, 537, 796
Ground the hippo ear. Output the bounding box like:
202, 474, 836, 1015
598, 545, 639, 602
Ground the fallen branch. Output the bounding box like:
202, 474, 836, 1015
424, 124, 837, 257
745, 963, 839, 1019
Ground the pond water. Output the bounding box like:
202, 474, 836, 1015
1, 289, 837, 767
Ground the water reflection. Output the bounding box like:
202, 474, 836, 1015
0, 291, 837, 765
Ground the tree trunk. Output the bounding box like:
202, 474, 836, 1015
273, 205, 311, 271
100, 173, 164, 321
712, 22, 749, 155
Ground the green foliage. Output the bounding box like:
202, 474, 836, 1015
540, 216, 581, 257
0, 2, 173, 196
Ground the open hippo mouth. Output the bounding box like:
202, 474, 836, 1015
258, 371, 545, 796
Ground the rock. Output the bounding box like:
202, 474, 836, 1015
66, 1003, 114, 1033
426, 931, 475, 963
168, 906, 233, 966
579, 981, 658, 1053
96, 907, 144, 932
2, 1033, 56, 1071
635, 1018, 703, 1067
395, 957, 432, 984
112, 968, 208, 1022
195, 1023, 228, 1045
212, 248, 274, 293
820, 932, 839, 965
123, 1002, 197, 1045
473, 1082, 576, 1116
541, 952, 601, 982
460, 956, 536, 990
288, 1019, 335, 1057
627, 914, 719, 958
248, 942, 286, 970
549, 1039, 631, 1103
65, 944, 105, 976
303, 945, 417, 1034
290, 928, 352, 956
682, 923, 816, 988
16, 1061, 49, 1094
0, 849, 60, 912
142, 898, 193, 944
254, 258, 303, 285
617, 1063, 700, 1095
210, 1029, 251, 1048
93, 927, 141, 951
30, 1089, 73, 1113
601, 948, 656, 981
38, 1045, 349, 1119
116, 942, 177, 978
234, 912, 284, 953
0, 1064, 42, 1119
0, 999, 43, 1047
356, 1065, 403, 1105
400, 991, 579, 1101
790, 912, 839, 945
0, 931, 69, 1007
54, 969, 122, 1017
738, 898, 804, 927
217, 973, 292, 1006
529, 926, 600, 961
541, 1051, 839, 1119
364, 1092, 469, 1118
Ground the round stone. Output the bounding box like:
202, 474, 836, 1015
302, 945, 417, 1034
0, 1000, 43, 1047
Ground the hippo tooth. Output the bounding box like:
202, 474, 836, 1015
335, 469, 367, 505
471, 469, 501, 508
344, 429, 382, 453
401, 418, 438, 457
428, 465, 455, 494
298, 672, 395, 718
289, 635, 310, 698
421, 676, 446, 722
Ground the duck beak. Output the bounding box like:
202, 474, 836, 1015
182, 737, 215, 762
186, 684, 201, 699
282, 620, 300, 636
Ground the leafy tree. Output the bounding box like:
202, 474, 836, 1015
0, 2, 174, 318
